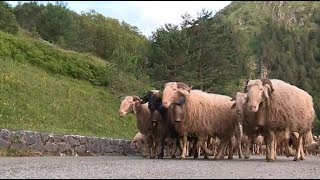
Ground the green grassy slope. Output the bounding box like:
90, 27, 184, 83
0, 31, 152, 139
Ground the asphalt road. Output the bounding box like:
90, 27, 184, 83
0, 155, 319, 179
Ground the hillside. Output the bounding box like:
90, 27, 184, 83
147, 1, 320, 133
215, 1, 320, 70
0, 31, 152, 139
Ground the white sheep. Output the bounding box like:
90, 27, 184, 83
244, 78, 316, 161
162, 82, 238, 159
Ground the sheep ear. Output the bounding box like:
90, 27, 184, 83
132, 95, 141, 101
140, 91, 152, 104
231, 103, 236, 109
133, 100, 141, 107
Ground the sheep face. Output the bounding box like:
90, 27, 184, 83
141, 91, 162, 112
231, 92, 248, 116
119, 96, 141, 117
162, 82, 190, 108
244, 79, 273, 112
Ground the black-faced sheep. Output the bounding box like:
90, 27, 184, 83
140, 90, 182, 159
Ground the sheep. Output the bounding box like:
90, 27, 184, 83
131, 131, 145, 148
243, 78, 316, 161
254, 134, 264, 155
140, 90, 182, 159
119, 95, 155, 158
140, 90, 202, 159
304, 142, 320, 155
161, 82, 238, 160
230, 92, 264, 159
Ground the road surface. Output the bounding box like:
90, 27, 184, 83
0, 155, 319, 179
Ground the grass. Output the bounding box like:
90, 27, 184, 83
0, 31, 152, 140
0, 58, 139, 139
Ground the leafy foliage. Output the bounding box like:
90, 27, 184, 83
0, 1, 19, 35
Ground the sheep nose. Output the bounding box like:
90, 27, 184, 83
236, 110, 241, 114
249, 105, 257, 111
119, 111, 124, 117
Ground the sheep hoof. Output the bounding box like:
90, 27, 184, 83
180, 157, 187, 160
204, 155, 209, 159
266, 158, 275, 162
293, 157, 300, 161
171, 155, 176, 159
228, 156, 233, 160
300, 156, 305, 160
244, 156, 250, 159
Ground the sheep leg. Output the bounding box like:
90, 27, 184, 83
252, 144, 256, 155
244, 136, 252, 159
180, 134, 188, 159
235, 122, 243, 158
266, 131, 275, 162
204, 137, 211, 159
157, 138, 165, 159
143, 135, 152, 158
150, 141, 157, 159
197, 136, 214, 158
237, 138, 243, 158
228, 138, 233, 159
215, 139, 227, 160
192, 139, 199, 159
142, 144, 148, 158
300, 145, 305, 160
274, 135, 277, 160
171, 138, 180, 159
293, 135, 303, 161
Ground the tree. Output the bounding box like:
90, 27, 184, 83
38, 2, 73, 44
13, 1, 45, 36
0, 1, 19, 35
147, 23, 190, 87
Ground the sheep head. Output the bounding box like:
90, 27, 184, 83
230, 92, 248, 116
244, 78, 274, 112
119, 95, 142, 117
162, 82, 191, 108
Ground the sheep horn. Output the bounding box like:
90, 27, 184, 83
244, 80, 249, 93
261, 78, 274, 93
177, 82, 190, 90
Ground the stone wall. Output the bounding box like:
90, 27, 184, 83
0, 129, 141, 156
